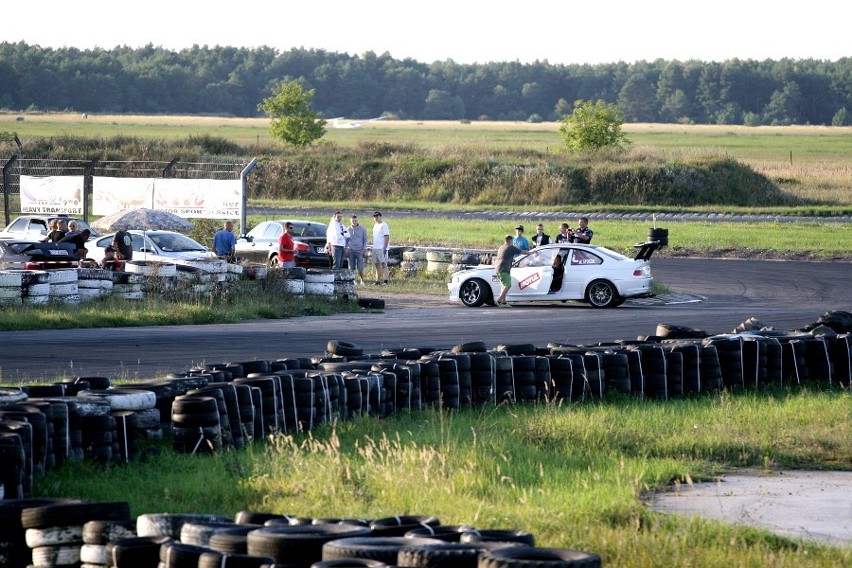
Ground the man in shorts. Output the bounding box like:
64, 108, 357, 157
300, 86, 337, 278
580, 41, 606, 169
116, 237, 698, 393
494, 234, 522, 306
371, 211, 390, 285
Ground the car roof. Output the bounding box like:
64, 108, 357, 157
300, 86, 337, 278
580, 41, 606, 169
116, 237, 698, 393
266, 220, 327, 226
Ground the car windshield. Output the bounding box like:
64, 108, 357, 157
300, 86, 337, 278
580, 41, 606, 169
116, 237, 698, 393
149, 233, 207, 252
290, 223, 326, 237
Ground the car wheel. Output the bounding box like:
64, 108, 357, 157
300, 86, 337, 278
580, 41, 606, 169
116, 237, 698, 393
268, 255, 280, 268
585, 279, 619, 308
459, 278, 490, 307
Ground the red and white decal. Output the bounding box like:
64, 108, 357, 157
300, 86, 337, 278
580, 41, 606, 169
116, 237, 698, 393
518, 272, 541, 290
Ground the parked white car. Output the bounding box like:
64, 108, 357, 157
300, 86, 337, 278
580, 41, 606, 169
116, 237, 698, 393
87, 230, 217, 264
447, 242, 660, 308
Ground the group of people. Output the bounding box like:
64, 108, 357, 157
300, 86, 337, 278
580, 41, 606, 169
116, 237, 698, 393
321, 211, 391, 285
41, 218, 132, 271
511, 217, 593, 251
494, 217, 594, 307
278, 211, 390, 286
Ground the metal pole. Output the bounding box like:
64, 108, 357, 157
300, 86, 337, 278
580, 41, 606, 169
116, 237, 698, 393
83, 159, 98, 224
2, 154, 19, 227
163, 157, 180, 177
239, 158, 258, 236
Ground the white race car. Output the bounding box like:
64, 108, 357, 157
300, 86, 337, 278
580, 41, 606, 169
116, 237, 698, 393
448, 241, 660, 308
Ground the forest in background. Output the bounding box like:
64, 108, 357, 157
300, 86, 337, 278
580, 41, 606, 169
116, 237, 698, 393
1, 42, 851, 126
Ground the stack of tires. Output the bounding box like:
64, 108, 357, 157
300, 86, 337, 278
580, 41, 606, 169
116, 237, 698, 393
425, 249, 453, 275
111, 272, 145, 300
75, 268, 114, 302
21, 500, 132, 568
0, 271, 25, 306
275, 267, 307, 296
333, 269, 357, 298
47, 269, 79, 304
76, 388, 157, 462
305, 269, 335, 298
170, 395, 223, 454
400, 249, 426, 278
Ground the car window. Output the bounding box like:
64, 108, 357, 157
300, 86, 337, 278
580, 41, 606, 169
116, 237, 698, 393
132, 234, 147, 251
247, 223, 267, 239
516, 248, 557, 268
263, 223, 282, 239
569, 249, 603, 266
7, 218, 31, 232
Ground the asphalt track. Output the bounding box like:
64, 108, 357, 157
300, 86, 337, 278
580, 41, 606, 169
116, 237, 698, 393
1, 257, 850, 382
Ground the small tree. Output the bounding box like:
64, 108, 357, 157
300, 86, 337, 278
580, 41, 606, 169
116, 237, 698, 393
258, 81, 326, 147
559, 99, 629, 152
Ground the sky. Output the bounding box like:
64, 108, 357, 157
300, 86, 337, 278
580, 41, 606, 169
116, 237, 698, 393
4, 1, 849, 65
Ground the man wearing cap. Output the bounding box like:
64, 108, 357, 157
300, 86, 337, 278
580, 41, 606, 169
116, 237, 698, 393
100, 246, 124, 271
494, 234, 522, 307
371, 211, 390, 285
326, 211, 348, 269
513, 225, 530, 251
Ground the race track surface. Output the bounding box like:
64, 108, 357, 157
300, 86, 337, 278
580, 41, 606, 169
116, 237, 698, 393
1, 258, 850, 382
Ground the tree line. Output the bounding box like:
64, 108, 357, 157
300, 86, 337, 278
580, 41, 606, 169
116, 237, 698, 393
1, 41, 850, 126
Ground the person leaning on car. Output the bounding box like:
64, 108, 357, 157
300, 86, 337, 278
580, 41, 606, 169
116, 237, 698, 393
213, 220, 237, 262
112, 229, 133, 261
43, 219, 67, 243
59, 228, 91, 259
494, 234, 522, 307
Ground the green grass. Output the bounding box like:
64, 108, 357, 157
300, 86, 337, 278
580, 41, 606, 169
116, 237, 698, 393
34, 389, 852, 566
0, 278, 360, 331
238, 214, 852, 260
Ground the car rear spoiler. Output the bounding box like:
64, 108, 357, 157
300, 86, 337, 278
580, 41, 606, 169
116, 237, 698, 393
633, 240, 661, 261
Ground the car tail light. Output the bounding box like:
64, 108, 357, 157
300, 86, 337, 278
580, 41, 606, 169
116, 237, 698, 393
294, 242, 310, 252
633, 266, 650, 277
25, 262, 40, 270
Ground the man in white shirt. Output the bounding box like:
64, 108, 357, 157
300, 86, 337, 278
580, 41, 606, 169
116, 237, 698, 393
325, 210, 348, 269
371, 211, 390, 285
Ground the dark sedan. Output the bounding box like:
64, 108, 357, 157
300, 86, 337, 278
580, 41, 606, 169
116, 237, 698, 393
0, 240, 79, 270
235, 220, 330, 267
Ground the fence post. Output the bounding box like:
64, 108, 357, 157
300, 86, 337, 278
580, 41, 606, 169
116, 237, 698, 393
83, 158, 98, 223
2, 154, 19, 227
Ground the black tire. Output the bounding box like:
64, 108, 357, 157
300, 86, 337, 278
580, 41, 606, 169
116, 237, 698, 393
248, 524, 373, 565
400, 541, 524, 568
358, 298, 386, 309
198, 550, 276, 568
478, 546, 601, 568
459, 278, 491, 308
327, 340, 364, 357
585, 280, 619, 309
322, 536, 445, 564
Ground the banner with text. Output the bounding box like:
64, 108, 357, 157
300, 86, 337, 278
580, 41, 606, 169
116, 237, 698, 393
93, 177, 241, 218
20, 175, 84, 214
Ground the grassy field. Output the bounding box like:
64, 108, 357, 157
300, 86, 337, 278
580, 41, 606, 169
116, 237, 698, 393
35, 391, 852, 566
3, 113, 852, 206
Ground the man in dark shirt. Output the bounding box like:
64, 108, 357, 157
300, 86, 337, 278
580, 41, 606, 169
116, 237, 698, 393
112, 229, 133, 261
494, 234, 522, 307
58, 228, 90, 259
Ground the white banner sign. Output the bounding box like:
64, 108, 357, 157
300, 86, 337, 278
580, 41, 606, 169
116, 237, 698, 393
93, 177, 241, 219
20, 175, 84, 214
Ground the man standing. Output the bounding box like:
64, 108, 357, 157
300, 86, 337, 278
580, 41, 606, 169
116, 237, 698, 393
278, 221, 296, 268
371, 211, 390, 285
112, 228, 133, 261
570, 217, 594, 243
213, 220, 237, 261
345, 214, 368, 285
555, 223, 572, 243
326, 211, 348, 269
513, 225, 530, 251
531, 223, 551, 247
494, 234, 522, 307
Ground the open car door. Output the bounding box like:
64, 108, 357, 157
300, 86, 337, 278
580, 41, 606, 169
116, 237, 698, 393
633, 240, 661, 261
